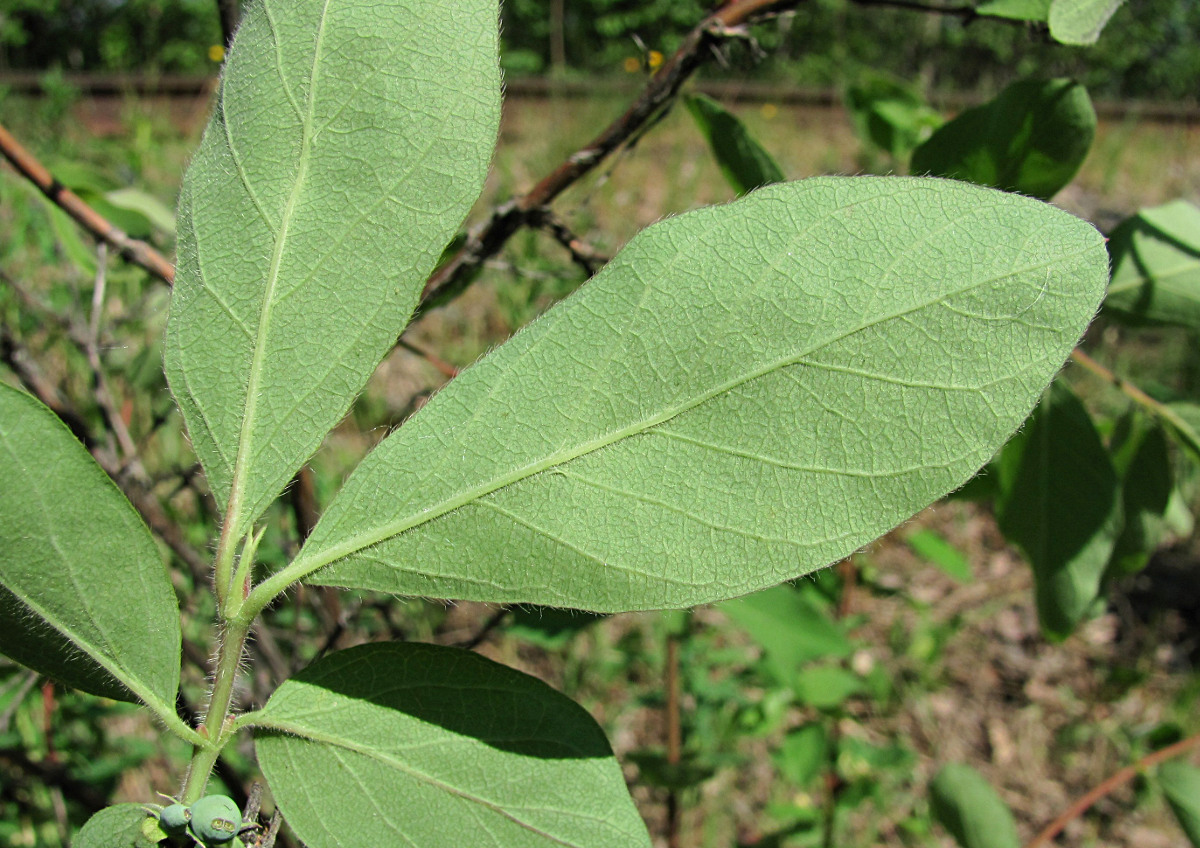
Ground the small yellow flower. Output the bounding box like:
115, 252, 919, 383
623, 56, 641, 73
647, 50, 664, 70
760, 103, 779, 120
208, 44, 226, 63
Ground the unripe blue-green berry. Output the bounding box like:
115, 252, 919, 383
159, 802, 192, 836
188, 794, 241, 845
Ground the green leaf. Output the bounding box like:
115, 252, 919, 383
906, 528, 972, 582
1106, 414, 1173, 578
794, 664, 863, 710
626, 750, 715, 791
105, 187, 177, 236
975, 0, 1051, 21
1165, 402, 1200, 465
253, 642, 650, 848
929, 764, 1020, 848
1158, 759, 1200, 846
720, 584, 853, 684
1104, 200, 1200, 329
74, 804, 158, 848
910, 79, 1095, 200
684, 93, 784, 196
773, 724, 829, 787
1048, 0, 1126, 44
164, 0, 501, 540
0, 385, 181, 708
844, 74, 943, 160
290, 177, 1107, 612
995, 381, 1122, 639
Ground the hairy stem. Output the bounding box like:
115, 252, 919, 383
180, 618, 252, 803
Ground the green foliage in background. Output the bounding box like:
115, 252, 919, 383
1, 0, 1199, 846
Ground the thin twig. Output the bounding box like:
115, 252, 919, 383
83, 245, 141, 464
1025, 732, 1200, 848
398, 338, 460, 379
0, 122, 175, 284
456, 607, 510, 650
1070, 348, 1199, 441
417, 0, 803, 309
533, 210, 608, 277
665, 631, 683, 848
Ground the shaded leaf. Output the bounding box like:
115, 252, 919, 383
1106, 414, 1173, 578
910, 78, 1095, 200
73, 804, 157, 848
844, 74, 942, 160
291, 177, 1107, 612
105, 187, 177, 236
1049, 0, 1126, 44
975, 0, 1051, 21
627, 750, 716, 791
929, 764, 1020, 848
164, 0, 501, 541
1104, 200, 1200, 329
253, 642, 650, 848
1158, 759, 1200, 846
773, 724, 829, 787
0, 385, 180, 708
1165, 402, 1200, 465
684, 93, 784, 196
506, 606, 606, 649
996, 381, 1122, 639
720, 584, 853, 684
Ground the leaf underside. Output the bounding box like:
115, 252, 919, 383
0, 385, 180, 706
165, 0, 500, 540
254, 642, 651, 848
297, 176, 1108, 612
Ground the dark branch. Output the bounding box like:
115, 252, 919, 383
417, 0, 805, 309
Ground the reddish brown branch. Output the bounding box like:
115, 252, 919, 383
418, 0, 804, 307
0, 122, 175, 285
1025, 733, 1200, 848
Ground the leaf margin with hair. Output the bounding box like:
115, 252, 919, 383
285, 176, 1108, 613
163, 0, 501, 541
0, 384, 181, 709
252, 642, 651, 848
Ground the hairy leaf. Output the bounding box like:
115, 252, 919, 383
292, 177, 1107, 612
1049, 0, 1126, 44
910, 79, 1095, 200
0, 385, 180, 708
1104, 200, 1200, 329
929, 764, 1020, 848
684, 93, 784, 196
165, 0, 500, 540
74, 804, 158, 848
996, 381, 1121, 639
254, 642, 650, 848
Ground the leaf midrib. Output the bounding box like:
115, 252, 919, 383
291, 247, 1090, 582
225, 0, 332, 538
256, 718, 609, 847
